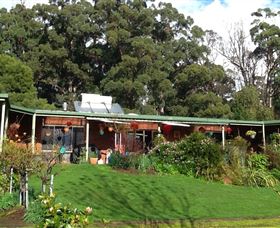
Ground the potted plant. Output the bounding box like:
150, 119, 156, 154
89, 151, 98, 165
245, 130, 257, 139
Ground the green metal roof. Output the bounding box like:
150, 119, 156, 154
0, 94, 9, 99
9, 104, 266, 126
262, 120, 280, 126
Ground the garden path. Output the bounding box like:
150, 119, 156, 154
0, 208, 27, 227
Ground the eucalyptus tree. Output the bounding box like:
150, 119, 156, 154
250, 8, 280, 108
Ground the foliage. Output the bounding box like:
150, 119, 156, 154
0, 140, 42, 207
35, 150, 62, 194
0, 172, 9, 194
264, 134, 280, 170
150, 132, 224, 179
269, 133, 280, 145
109, 152, 130, 170
109, 152, 153, 173
0, 54, 54, 109
152, 134, 166, 147
245, 130, 257, 136
0, 192, 18, 212
0, 0, 235, 116
24, 197, 45, 224
24, 193, 92, 226
250, 8, 280, 108
243, 153, 278, 187
222, 137, 249, 185
184, 92, 232, 118
230, 86, 274, 120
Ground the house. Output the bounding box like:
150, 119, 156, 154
1, 93, 280, 162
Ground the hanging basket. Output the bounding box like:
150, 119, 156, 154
246, 130, 256, 139
162, 124, 172, 134
250, 134, 256, 139
130, 121, 139, 130
226, 126, 233, 134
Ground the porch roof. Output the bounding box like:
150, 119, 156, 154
9, 104, 265, 126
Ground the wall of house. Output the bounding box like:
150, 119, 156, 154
163, 126, 192, 141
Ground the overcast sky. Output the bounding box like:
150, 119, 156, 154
1, 0, 280, 39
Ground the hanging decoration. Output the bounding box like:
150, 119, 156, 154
66, 121, 72, 126
162, 124, 172, 134
45, 129, 52, 137
130, 121, 139, 130
108, 126, 114, 132
198, 127, 206, 133
99, 124, 104, 136
226, 126, 233, 134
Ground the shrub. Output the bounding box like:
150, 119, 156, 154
137, 154, 153, 173
25, 194, 92, 226
0, 172, 9, 194
149, 132, 224, 179
243, 153, 278, 187
0, 192, 18, 211
109, 152, 130, 169
109, 152, 154, 173
24, 198, 45, 224
243, 168, 278, 187
270, 168, 280, 181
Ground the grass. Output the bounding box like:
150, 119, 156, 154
29, 164, 280, 224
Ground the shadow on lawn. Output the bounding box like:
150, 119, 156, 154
64, 169, 197, 227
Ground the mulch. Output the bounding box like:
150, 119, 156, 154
0, 207, 28, 228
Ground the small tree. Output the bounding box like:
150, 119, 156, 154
0, 141, 40, 207
36, 147, 61, 194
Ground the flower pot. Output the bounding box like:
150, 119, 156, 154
250, 134, 256, 139
89, 157, 98, 165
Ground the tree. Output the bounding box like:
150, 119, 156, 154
184, 92, 232, 118
230, 86, 273, 120
250, 8, 280, 107
0, 0, 233, 117
0, 54, 53, 109
0, 141, 39, 207
219, 23, 260, 88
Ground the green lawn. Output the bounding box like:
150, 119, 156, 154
29, 164, 280, 224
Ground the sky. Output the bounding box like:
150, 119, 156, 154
1, 0, 280, 39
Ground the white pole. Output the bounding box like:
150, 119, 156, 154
120, 132, 122, 146
9, 167, 13, 194
143, 130, 146, 150
26, 172, 28, 208
4, 108, 8, 139
31, 114, 36, 154
114, 133, 117, 150
262, 124, 266, 150
86, 120, 89, 162
0, 102, 6, 153
222, 126, 225, 150
50, 174, 54, 195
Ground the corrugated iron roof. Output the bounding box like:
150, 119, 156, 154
9, 104, 265, 126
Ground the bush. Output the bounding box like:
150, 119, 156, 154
243, 154, 278, 187
270, 168, 280, 181
150, 132, 224, 179
109, 152, 130, 169
0, 192, 18, 211
0, 172, 9, 194
25, 194, 92, 226
109, 152, 154, 173
24, 198, 45, 224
